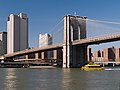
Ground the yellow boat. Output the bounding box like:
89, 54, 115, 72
81, 63, 104, 71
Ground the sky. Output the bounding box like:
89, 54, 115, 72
0, 0, 120, 52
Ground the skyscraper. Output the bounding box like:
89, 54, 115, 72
7, 13, 28, 54
39, 33, 52, 47
39, 33, 53, 58
0, 32, 7, 55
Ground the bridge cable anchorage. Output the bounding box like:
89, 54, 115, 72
87, 19, 120, 25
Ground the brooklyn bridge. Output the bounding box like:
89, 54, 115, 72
2, 15, 120, 68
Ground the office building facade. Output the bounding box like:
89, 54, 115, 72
92, 47, 120, 62
7, 13, 28, 54
39, 33, 53, 58
39, 33, 52, 47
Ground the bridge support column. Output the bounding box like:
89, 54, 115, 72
53, 49, 63, 66
63, 15, 72, 68
63, 46, 66, 68
53, 50, 57, 64
25, 55, 28, 59
63, 15, 87, 68
53, 50, 57, 60
41, 52, 45, 59
63, 45, 72, 68
72, 45, 88, 67
87, 48, 92, 62
35, 53, 39, 60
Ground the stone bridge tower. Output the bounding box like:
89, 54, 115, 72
63, 15, 88, 68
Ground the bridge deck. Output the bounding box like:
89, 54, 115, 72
5, 44, 63, 57
4, 33, 120, 58
73, 33, 120, 45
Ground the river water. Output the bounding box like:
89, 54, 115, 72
0, 68, 120, 90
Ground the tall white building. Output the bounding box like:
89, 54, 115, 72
39, 33, 52, 47
39, 33, 53, 58
7, 13, 28, 54
0, 32, 7, 55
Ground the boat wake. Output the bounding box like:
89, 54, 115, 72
105, 68, 120, 71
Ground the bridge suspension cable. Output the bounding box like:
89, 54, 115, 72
52, 27, 64, 44
38, 18, 64, 48
87, 18, 120, 25
39, 26, 64, 46
77, 17, 120, 39
78, 17, 120, 25
48, 18, 64, 33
